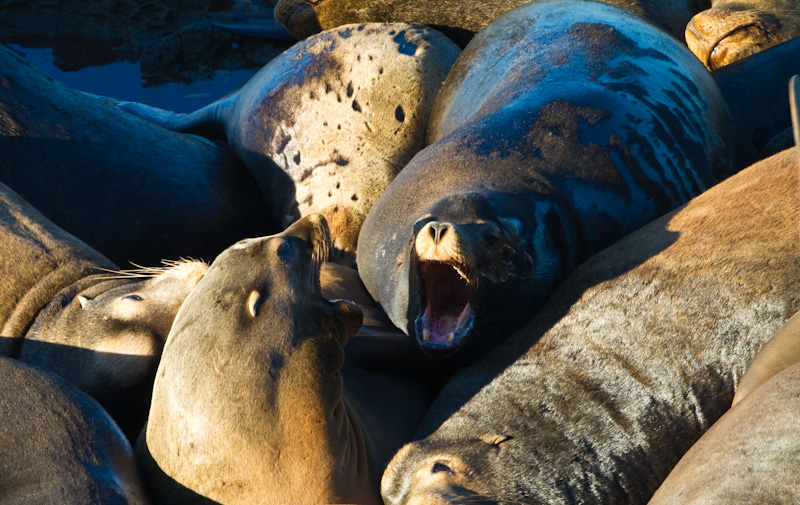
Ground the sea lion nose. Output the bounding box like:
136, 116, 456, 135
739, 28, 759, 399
425, 222, 450, 245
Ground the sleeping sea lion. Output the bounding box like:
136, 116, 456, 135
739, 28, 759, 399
0, 356, 150, 504
686, 0, 800, 70
0, 43, 272, 267
273, 0, 709, 44
118, 24, 460, 264
649, 361, 800, 504
380, 143, 800, 505
357, 0, 737, 365
0, 179, 206, 440
138, 214, 434, 504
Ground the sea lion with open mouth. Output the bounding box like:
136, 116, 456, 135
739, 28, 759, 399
357, 0, 737, 364
138, 214, 434, 504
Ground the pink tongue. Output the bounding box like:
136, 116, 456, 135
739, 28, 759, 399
430, 315, 456, 344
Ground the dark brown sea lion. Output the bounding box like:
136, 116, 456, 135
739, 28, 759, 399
380, 145, 800, 505
274, 0, 709, 44
0, 356, 150, 504
0, 43, 272, 267
686, 0, 800, 70
357, 0, 737, 365
118, 24, 460, 264
138, 214, 434, 505
0, 179, 206, 440
649, 361, 800, 504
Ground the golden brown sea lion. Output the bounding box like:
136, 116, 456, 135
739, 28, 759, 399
138, 214, 435, 504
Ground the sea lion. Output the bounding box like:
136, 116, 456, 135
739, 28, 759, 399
357, 0, 737, 364
0, 356, 150, 504
686, 0, 800, 70
0, 179, 206, 440
273, 0, 708, 44
380, 145, 800, 504
649, 361, 800, 504
138, 214, 435, 505
0, 42, 272, 267
118, 24, 460, 264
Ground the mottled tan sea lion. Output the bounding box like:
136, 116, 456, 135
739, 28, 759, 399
0, 356, 150, 504
357, 0, 737, 365
381, 145, 800, 504
119, 24, 460, 264
686, 0, 800, 70
138, 214, 434, 504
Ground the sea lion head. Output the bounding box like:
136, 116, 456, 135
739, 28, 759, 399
142, 214, 369, 504
274, 0, 325, 39
23, 259, 208, 390
381, 431, 514, 505
406, 191, 560, 362
685, 3, 796, 70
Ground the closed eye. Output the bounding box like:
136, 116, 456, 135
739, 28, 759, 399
123, 294, 143, 301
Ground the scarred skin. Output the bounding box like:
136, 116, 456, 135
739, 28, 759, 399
273, 0, 711, 44
138, 214, 434, 505
357, 0, 737, 366
118, 24, 460, 265
686, 0, 800, 70
381, 146, 800, 505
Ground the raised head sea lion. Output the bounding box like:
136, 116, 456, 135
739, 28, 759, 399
273, 0, 709, 44
649, 361, 800, 504
138, 214, 434, 505
0, 356, 150, 504
380, 145, 800, 504
357, 0, 737, 365
118, 24, 460, 264
0, 179, 206, 439
686, 0, 800, 70
0, 43, 271, 267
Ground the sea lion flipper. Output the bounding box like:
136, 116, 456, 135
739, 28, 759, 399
116, 100, 229, 140
789, 74, 800, 153
208, 13, 297, 41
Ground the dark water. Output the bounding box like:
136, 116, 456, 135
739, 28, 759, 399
10, 43, 258, 113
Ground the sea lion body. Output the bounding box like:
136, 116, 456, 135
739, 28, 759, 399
381, 146, 800, 504
0, 179, 206, 439
357, 0, 737, 363
139, 215, 434, 504
686, 0, 800, 70
649, 361, 800, 504
120, 24, 460, 263
274, 0, 708, 44
0, 356, 150, 505
0, 43, 271, 267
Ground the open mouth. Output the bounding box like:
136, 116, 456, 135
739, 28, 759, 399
415, 261, 474, 354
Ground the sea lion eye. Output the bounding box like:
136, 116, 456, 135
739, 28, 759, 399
123, 294, 143, 301
431, 462, 453, 474
276, 239, 293, 262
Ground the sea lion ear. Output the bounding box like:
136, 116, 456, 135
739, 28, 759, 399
480, 434, 513, 446
77, 295, 91, 309
247, 290, 265, 318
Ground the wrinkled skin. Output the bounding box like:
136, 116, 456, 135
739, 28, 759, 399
382, 148, 800, 505
139, 214, 433, 504
686, 0, 800, 69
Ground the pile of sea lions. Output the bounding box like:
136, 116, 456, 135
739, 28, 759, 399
2, 0, 800, 503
